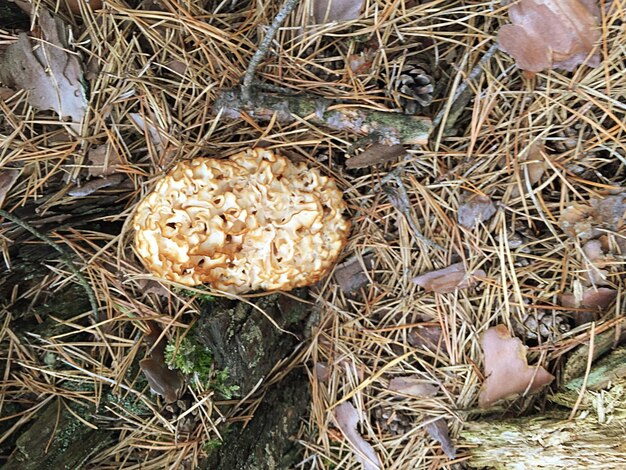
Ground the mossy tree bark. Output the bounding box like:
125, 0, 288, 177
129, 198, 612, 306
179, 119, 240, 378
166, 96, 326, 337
193, 294, 313, 469
0, 231, 314, 468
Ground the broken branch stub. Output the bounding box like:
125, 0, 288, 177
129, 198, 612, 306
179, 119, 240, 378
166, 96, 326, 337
214, 87, 431, 145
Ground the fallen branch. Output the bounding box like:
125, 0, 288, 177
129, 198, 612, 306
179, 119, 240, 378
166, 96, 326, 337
214, 87, 432, 145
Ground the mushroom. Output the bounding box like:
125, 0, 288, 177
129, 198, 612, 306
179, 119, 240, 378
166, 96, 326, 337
133, 148, 350, 293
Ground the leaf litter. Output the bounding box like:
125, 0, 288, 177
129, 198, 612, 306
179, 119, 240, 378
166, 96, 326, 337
0, 169, 20, 209
388, 376, 439, 398
2, 0, 626, 468
479, 324, 555, 407
412, 262, 486, 294
498, 0, 601, 72
423, 416, 456, 460
0, 8, 87, 134
457, 193, 496, 228
334, 402, 382, 470
312, 0, 364, 24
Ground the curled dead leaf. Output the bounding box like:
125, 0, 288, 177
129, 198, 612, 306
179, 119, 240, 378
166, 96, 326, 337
458, 193, 496, 228
512, 142, 549, 197
412, 262, 486, 294
68, 174, 125, 197
388, 376, 438, 398
423, 416, 456, 459
479, 324, 554, 407
0, 169, 20, 209
140, 321, 184, 403
498, 0, 601, 72
86, 144, 123, 178
559, 193, 626, 241
582, 239, 610, 286
312, 0, 364, 24
407, 324, 444, 352
345, 144, 406, 169
315, 362, 331, 382
334, 402, 381, 470
129, 113, 167, 152
333, 253, 374, 293
561, 287, 617, 310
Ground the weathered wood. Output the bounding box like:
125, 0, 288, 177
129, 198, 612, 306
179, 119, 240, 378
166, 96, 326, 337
3, 400, 114, 470
201, 368, 310, 470
460, 346, 626, 469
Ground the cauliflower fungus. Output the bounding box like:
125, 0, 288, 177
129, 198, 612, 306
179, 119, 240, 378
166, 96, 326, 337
133, 148, 350, 293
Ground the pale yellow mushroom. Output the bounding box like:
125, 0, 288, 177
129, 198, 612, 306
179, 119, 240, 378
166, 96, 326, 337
133, 148, 350, 293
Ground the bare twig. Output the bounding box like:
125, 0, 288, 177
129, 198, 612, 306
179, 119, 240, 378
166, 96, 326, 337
433, 43, 499, 128
0, 209, 100, 321
241, 0, 301, 100
382, 174, 445, 252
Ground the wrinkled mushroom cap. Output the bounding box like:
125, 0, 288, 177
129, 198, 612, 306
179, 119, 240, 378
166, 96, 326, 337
133, 148, 350, 293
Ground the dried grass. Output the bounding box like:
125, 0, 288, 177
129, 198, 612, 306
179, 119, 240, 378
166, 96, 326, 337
1, 0, 626, 468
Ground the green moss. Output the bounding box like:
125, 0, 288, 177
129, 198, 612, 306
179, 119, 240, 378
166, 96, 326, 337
173, 285, 215, 304
210, 368, 240, 399
164, 335, 239, 398
164, 335, 213, 382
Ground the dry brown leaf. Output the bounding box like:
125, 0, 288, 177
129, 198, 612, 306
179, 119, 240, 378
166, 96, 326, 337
407, 324, 444, 352
479, 324, 554, 407
86, 144, 123, 178
388, 376, 438, 398
312, 0, 364, 24
333, 253, 374, 292
136, 278, 170, 298
561, 287, 617, 310
347, 49, 376, 74
498, 0, 601, 72
346, 144, 406, 169
0, 87, 16, 100
423, 416, 456, 459
0, 9, 87, 133
0, 169, 20, 209
457, 193, 496, 228
412, 262, 486, 294
582, 239, 609, 286
129, 112, 168, 154
139, 357, 183, 403
559, 193, 626, 240
68, 174, 125, 197
140, 322, 183, 403
334, 402, 381, 470
315, 363, 331, 382
512, 142, 548, 197
167, 59, 188, 75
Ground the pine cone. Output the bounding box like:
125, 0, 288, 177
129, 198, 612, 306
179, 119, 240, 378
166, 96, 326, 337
513, 310, 570, 341
373, 406, 412, 436
388, 64, 433, 114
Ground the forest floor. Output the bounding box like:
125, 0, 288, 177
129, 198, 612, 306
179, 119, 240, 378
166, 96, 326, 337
1, 0, 626, 469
